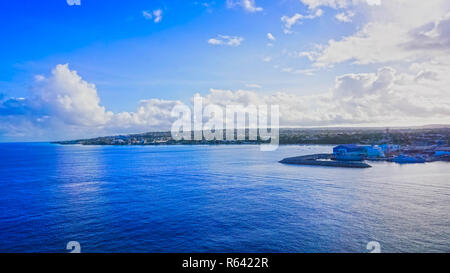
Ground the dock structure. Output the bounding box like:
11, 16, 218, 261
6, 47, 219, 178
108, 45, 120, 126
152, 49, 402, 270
279, 154, 372, 168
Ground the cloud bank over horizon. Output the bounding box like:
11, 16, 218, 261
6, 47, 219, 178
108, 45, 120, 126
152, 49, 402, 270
1, 62, 449, 141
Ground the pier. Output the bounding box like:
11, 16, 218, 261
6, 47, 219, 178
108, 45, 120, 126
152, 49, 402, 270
279, 154, 372, 168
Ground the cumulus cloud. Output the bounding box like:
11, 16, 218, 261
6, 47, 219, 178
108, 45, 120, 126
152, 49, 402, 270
0, 64, 182, 140
300, 0, 450, 67
114, 99, 183, 130
329, 66, 450, 123
208, 35, 244, 46
1, 62, 449, 141
33, 64, 114, 127
198, 65, 450, 126
311, 22, 411, 66
405, 12, 450, 51
227, 0, 263, 13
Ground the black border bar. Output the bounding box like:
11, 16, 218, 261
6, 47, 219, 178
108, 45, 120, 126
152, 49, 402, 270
0, 253, 447, 272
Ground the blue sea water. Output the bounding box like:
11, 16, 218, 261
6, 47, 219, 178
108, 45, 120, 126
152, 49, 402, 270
0, 143, 449, 253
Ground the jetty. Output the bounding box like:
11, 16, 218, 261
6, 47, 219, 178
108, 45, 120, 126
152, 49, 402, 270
279, 154, 372, 168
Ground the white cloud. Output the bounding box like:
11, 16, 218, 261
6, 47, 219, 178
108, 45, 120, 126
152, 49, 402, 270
300, 0, 346, 10
298, 50, 321, 61
208, 35, 244, 47
366, 0, 381, 6
300, 0, 380, 10
34, 75, 45, 82
267, 33, 276, 41
2, 62, 449, 140
142, 10, 153, 20
281, 9, 323, 34
279, 66, 317, 76
66, 0, 81, 6
312, 22, 411, 66
328, 65, 450, 123
335, 10, 354, 22
114, 99, 183, 130
301, 0, 450, 67
0, 64, 183, 140
199, 64, 450, 126
405, 12, 450, 51
242, 0, 263, 12
293, 68, 317, 76
227, 0, 263, 13
33, 64, 113, 127
143, 9, 163, 23
153, 9, 163, 23
245, 83, 262, 89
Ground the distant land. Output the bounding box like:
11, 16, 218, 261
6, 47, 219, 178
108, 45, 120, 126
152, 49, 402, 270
53, 125, 450, 146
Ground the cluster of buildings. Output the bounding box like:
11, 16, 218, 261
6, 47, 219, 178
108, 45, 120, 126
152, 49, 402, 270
332, 144, 450, 163
333, 144, 387, 161
108, 136, 171, 145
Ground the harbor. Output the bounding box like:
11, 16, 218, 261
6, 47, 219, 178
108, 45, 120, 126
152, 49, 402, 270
280, 144, 450, 168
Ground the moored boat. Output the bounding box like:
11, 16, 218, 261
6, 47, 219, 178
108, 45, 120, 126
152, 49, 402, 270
391, 154, 426, 164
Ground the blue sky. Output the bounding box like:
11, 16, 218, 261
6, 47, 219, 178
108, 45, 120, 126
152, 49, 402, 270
1, 0, 450, 141
0, 0, 356, 109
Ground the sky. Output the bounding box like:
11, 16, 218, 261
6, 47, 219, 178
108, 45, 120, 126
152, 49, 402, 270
1, 0, 450, 141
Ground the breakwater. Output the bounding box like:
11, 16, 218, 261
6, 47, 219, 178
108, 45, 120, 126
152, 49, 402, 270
279, 154, 372, 168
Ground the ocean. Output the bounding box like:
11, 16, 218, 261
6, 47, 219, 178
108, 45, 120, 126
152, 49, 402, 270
0, 143, 448, 253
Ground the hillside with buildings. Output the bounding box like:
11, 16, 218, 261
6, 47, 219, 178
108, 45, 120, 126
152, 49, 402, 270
54, 126, 450, 147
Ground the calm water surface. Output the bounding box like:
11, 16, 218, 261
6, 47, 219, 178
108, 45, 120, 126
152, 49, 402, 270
0, 143, 449, 253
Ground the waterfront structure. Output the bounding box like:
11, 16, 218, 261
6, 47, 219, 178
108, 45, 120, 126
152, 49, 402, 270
379, 144, 400, 153
392, 154, 426, 164
333, 145, 366, 161
335, 153, 365, 161
435, 147, 450, 156
333, 144, 383, 161
333, 145, 365, 155
361, 145, 385, 158
279, 154, 371, 168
